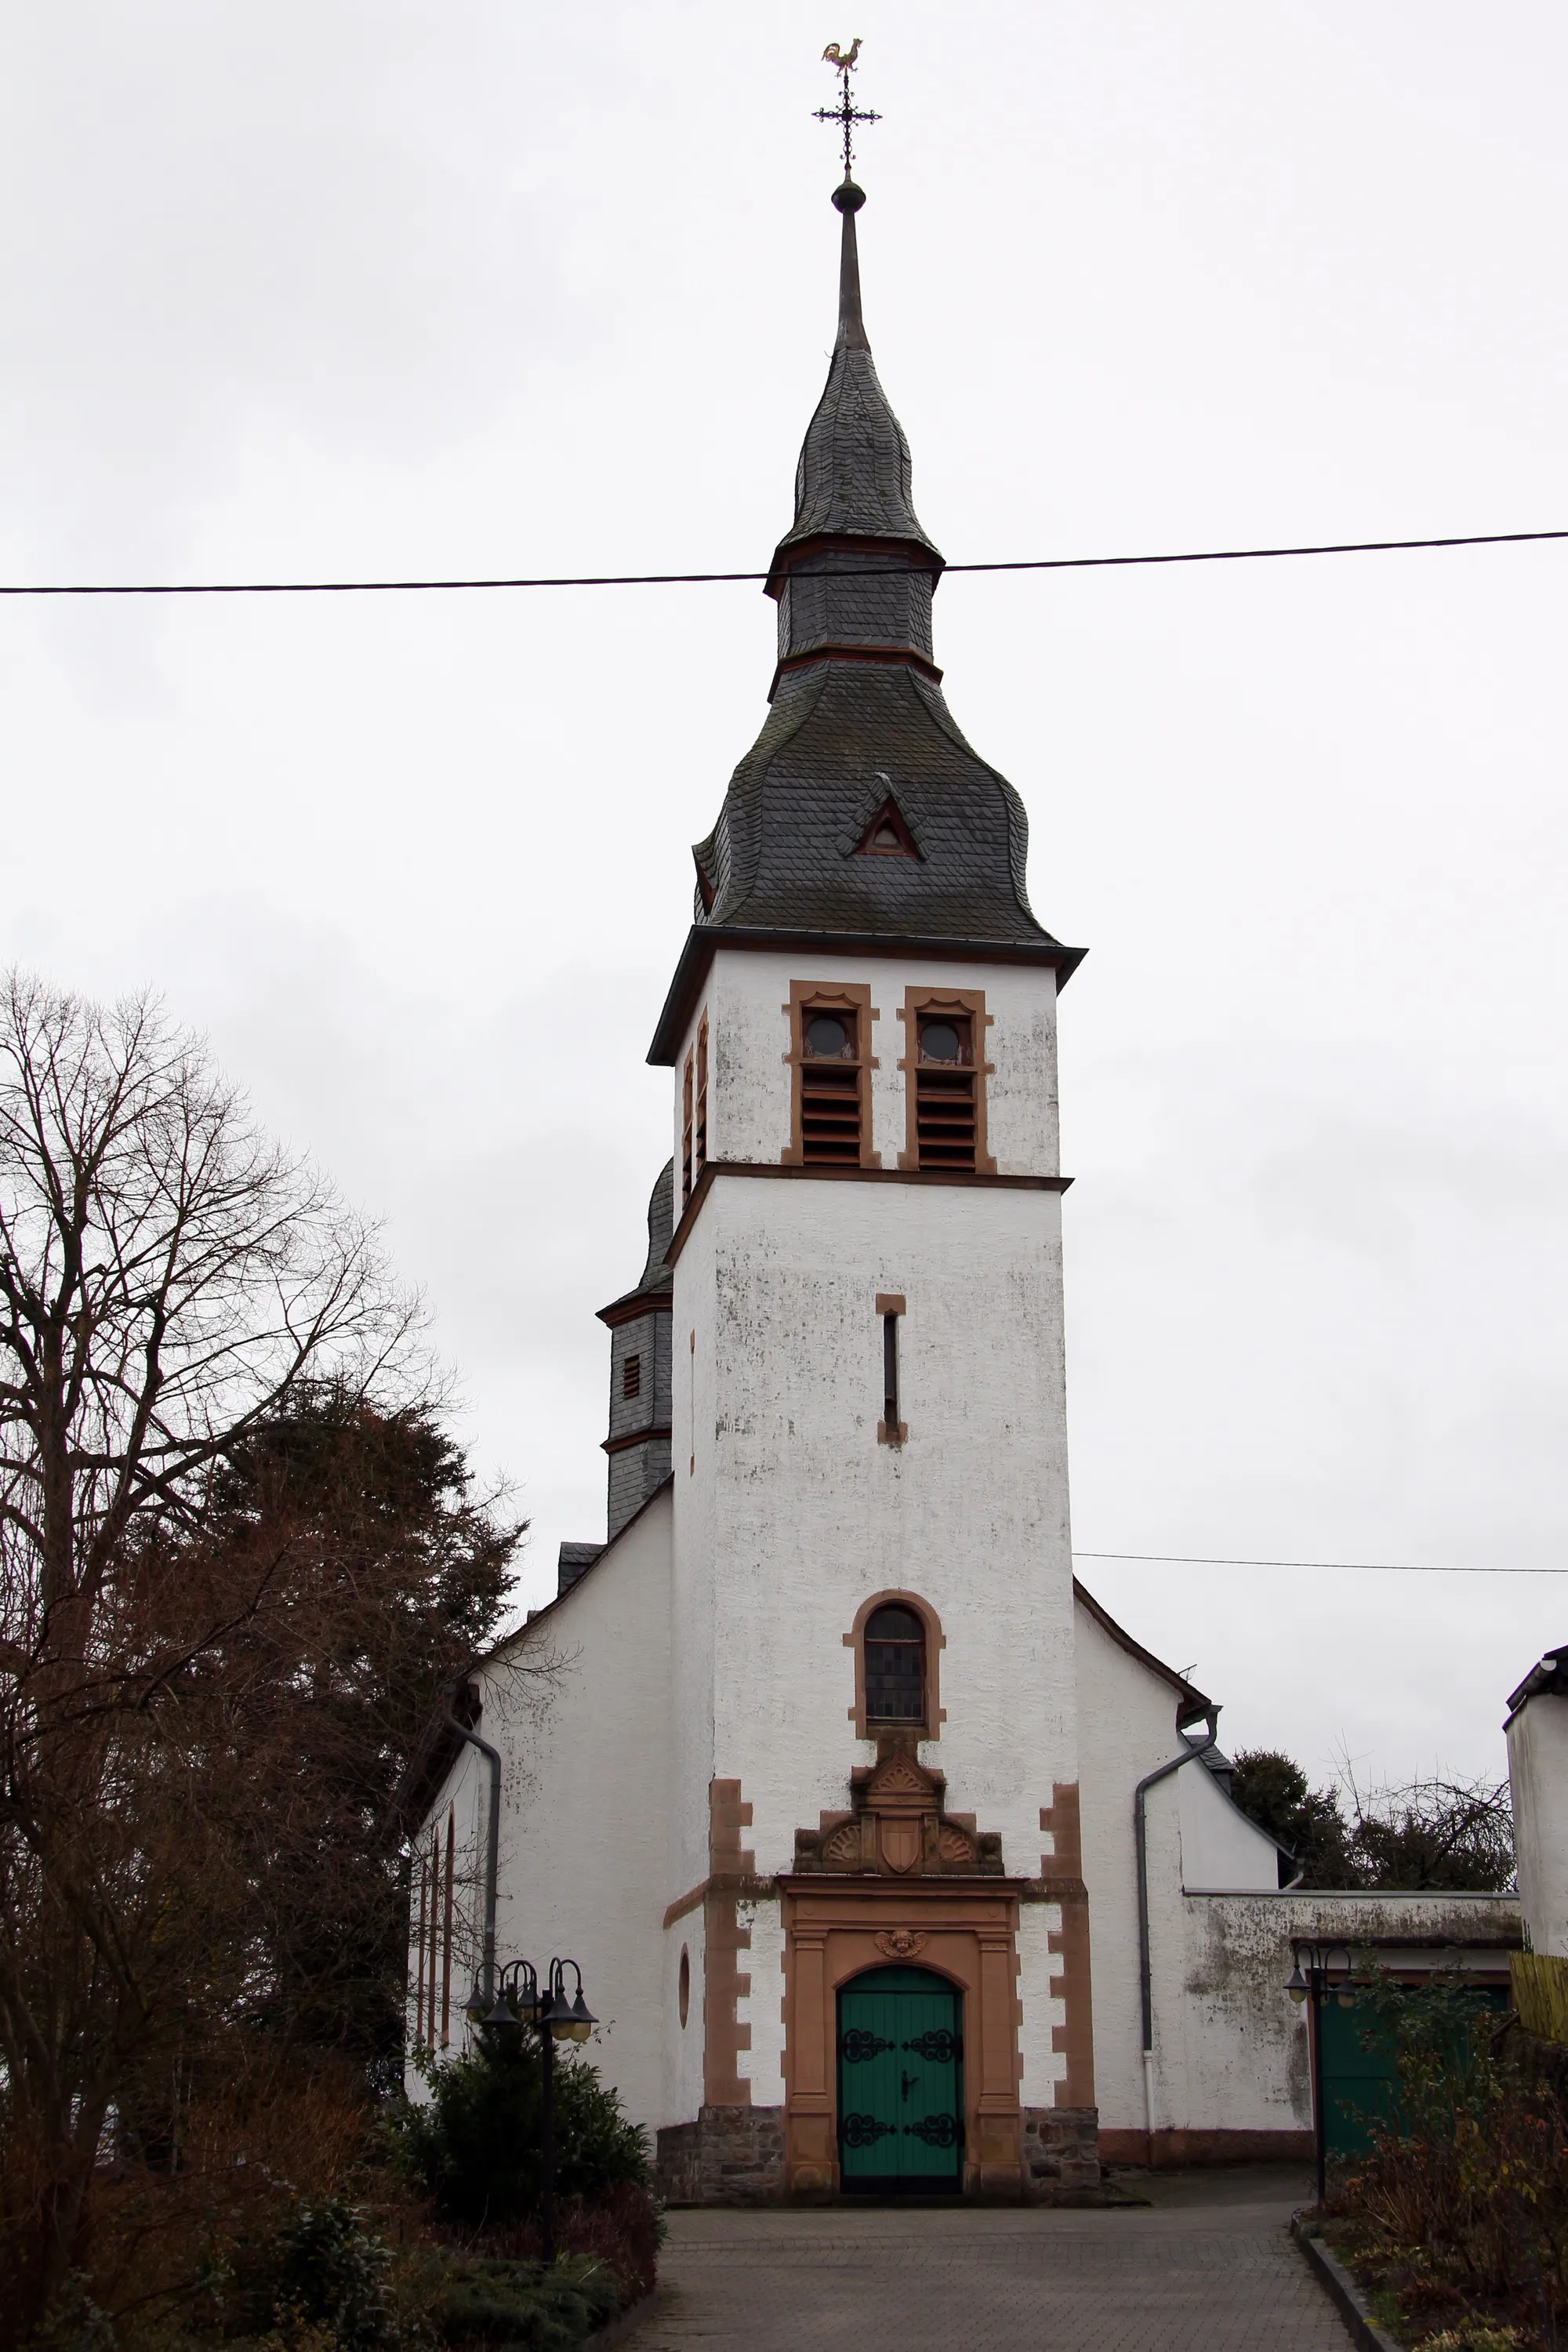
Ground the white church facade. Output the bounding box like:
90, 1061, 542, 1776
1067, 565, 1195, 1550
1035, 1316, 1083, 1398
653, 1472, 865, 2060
401, 169, 1519, 2201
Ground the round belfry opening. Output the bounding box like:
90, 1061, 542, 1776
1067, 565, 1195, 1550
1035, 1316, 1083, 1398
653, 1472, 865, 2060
917, 1020, 961, 1062
804, 1013, 850, 1058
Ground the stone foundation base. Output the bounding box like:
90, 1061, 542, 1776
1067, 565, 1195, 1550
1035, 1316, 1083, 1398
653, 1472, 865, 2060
659, 2103, 1109, 2205
658, 2105, 786, 2205
1022, 2105, 1102, 2202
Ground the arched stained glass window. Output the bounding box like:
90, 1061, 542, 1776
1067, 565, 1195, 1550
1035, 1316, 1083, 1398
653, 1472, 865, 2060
865, 1602, 925, 1725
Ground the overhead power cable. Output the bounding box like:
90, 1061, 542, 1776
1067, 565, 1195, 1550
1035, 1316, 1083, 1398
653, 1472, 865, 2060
1074, 1550, 1566, 1575
2, 524, 1567, 597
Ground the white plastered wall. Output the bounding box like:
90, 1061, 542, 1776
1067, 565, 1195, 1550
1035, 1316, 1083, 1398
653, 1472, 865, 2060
663, 1900, 706, 2125
666, 944, 1076, 2130
404, 1486, 674, 2132
671, 1170, 1076, 1881
1179, 1763, 1283, 1894
1073, 1592, 1196, 2134
684, 949, 1060, 1178
736, 1898, 786, 2104
1508, 1690, 1568, 1956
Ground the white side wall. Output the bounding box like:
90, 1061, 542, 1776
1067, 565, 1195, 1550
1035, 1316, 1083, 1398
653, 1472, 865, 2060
407, 1486, 674, 2134
1074, 1592, 1196, 2134
1179, 1764, 1282, 1893
663, 1901, 706, 2127
1508, 1691, 1568, 1955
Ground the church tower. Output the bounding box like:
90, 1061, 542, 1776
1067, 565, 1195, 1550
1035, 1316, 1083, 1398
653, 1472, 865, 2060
648, 161, 1091, 2199
406, 118, 1419, 2188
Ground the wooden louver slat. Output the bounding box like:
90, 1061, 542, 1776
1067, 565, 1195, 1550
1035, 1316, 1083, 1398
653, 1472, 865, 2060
801, 1059, 862, 1162
916, 1067, 977, 1170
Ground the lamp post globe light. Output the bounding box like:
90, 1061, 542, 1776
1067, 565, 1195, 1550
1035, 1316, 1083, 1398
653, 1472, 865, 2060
463, 1956, 597, 2265
1283, 1940, 1359, 2209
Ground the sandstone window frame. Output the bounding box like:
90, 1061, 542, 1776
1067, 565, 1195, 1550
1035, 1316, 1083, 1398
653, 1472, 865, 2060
781, 979, 881, 1169
681, 1050, 695, 1204
895, 985, 996, 1174
844, 1588, 946, 1740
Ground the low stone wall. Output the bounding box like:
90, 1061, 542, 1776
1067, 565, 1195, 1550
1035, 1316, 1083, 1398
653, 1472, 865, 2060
658, 2105, 787, 2205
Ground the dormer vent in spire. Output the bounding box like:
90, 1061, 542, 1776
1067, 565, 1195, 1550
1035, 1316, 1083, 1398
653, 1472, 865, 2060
854, 796, 921, 859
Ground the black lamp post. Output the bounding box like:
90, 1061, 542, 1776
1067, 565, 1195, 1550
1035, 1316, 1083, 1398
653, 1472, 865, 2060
466, 1955, 597, 2265
1285, 1940, 1358, 2208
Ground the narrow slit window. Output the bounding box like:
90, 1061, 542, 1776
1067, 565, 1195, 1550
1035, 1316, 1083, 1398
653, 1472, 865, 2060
800, 1005, 863, 1164
441, 1804, 455, 2047
865, 1603, 926, 1726
426, 1827, 441, 2045
415, 1854, 429, 2032
622, 1352, 642, 1400
883, 1314, 898, 1431
915, 1012, 976, 1171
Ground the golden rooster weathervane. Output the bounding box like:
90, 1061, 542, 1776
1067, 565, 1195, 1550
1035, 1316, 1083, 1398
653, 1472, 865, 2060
815, 38, 880, 181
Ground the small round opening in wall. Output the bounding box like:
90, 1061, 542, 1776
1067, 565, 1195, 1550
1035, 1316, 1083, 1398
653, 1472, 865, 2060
678, 1947, 690, 2027
804, 1013, 848, 1058
918, 1020, 961, 1063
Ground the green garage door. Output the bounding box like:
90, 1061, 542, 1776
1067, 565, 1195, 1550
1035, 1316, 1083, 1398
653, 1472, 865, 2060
837, 1965, 963, 2192
1319, 1986, 1508, 2158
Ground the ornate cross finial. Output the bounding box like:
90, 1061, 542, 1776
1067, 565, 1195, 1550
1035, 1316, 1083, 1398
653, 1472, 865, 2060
815, 39, 880, 181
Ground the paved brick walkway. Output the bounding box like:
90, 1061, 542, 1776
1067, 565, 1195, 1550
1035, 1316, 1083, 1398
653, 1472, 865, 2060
628, 2172, 1351, 2352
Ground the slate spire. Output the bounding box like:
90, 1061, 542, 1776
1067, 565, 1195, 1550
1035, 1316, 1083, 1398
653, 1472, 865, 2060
652, 177, 1083, 1062
765, 177, 944, 679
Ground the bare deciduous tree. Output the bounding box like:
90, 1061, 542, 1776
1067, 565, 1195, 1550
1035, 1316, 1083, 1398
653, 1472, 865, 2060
0, 973, 435, 2340
0, 970, 419, 1654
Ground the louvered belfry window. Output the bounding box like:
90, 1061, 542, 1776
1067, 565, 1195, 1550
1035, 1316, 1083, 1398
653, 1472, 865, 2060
865, 1603, 925, 1725
800, 1005, 864, 1164
915, 1013, 976, 1171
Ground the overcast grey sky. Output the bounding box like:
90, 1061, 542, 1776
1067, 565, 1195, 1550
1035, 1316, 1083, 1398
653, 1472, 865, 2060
3, 0, 1566, 1792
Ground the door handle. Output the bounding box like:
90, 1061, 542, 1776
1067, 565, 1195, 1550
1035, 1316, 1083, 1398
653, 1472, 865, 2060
901, 2071, 918, 2101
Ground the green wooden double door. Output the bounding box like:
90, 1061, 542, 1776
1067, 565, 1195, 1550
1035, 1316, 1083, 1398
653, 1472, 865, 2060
837, 1965, 964, 2191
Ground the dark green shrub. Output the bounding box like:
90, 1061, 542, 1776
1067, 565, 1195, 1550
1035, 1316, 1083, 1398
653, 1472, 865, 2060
229, 2197, 403, 2352
1329, 1974, 1568, 2343
423, 2253, 618, 2352
392, 2038, 652, 2231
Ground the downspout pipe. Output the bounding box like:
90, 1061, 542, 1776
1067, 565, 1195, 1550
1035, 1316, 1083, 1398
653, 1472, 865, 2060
1134, 1706, 1221, 2156
442, 1686, 502, 2005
